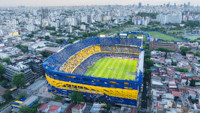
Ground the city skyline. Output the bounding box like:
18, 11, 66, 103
0, 0, 198, 7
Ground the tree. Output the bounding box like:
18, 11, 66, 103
45, 26, 56, 31
172, 62, 177, 66
20, 106, 32, 113
18, 91, 27, 99
174, 96, 178, 101
164, 52, 167, 58
186, 51, 194, 54
12, 73, 25, 88
50, 32, 57, 36
54, 96, 63, 101
2, 58, 11, 64
70, 92, 84, 104
180, 46, 190, 56
2, 90, 12, 101
56, 39, 65, 44
195, 51, 200, 57
76, 92, 84, 104
38, 36, 44, 39
68, 38, 74, 44
145, 58, 154, 68
190, 79, 196, 87
98, 99, 112, 110
88, 32, 98, 37
16, 45, 28, 53
175, 67, 188, 72
144, 69, 152, 80
82, 32, 88, 38
186, 79, 188, 86
106, 103, 112, 110
145, 50, 151, 59
27, 34, 33, 38
143, 44, 149, 49
0, 80, 8, 87
0, 63, 6, 79
45, 36, 50, 41
20, 103, 41, 113
156, 47, 170, 52
183, 20, 200, 28
40, 51, 52, 58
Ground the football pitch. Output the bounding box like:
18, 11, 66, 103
147, 31, 180, 41
85, 57, 138, 80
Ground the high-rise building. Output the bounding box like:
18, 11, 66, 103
65, 17, 78, 26
167, 3, 170, 7
4, 63, 34, 83
132, 16, 150, 26
26, 59, 44, 78
81, 15, 88, 23
3, 58, 44, 83
188, 2, 191, 7
138, 2, 142, 8
184, 3, 187, 7
41, 8, 49, 19
156, 13, 182, 24
174, 3, 176, 7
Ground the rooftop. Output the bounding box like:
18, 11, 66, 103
0, 86, 6, 96
172, 91, 181, 97
38, 104, 48, 111
21, 96, 38, 106
72, 104, 85, 110
49, 105, 61, 113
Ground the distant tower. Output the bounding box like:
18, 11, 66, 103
40, 8, 49, 27
174, 3, 176, 7
188, 2, 191, 7
184, 3, 187, 7
42, 8, 49, 19
138, 2, 142, 8
167, 3, 170, 7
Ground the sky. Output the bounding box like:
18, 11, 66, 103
0, 0, 198, 7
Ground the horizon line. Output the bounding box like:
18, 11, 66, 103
0, 3, 199, 8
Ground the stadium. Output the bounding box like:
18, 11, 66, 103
43, 37, 144, 106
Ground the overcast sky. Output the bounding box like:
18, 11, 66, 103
0, 0, 198, 7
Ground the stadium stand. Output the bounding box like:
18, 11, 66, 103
61, 45, 140, 73
61, 45, 101, 73
43, 37, 143, 106
100, 45, 140, 53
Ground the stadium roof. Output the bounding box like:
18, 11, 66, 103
21, 96, 38, 106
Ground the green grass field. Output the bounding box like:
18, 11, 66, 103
85, 57, 138, 80
147, 31, 180, 41
98, 25, 138, 37
127, 34, 137, 38
185, 36, 200, 40
127, 34, 147, 41
167, 30, 186, 34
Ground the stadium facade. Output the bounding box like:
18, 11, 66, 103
43, 37, 144, 106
